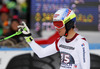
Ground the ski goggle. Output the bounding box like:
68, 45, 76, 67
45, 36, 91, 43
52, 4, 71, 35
53, 21, 65, 29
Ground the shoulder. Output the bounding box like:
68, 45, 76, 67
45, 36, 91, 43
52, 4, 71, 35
54, 37, 61, 51
76, 34, 88, 46
76, 34, 89, 52
55, 37, 61, 44
76, 34, 87, 41
55, 36, 66, 44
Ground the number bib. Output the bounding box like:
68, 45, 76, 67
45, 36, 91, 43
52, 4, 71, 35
61, 52, 76, 69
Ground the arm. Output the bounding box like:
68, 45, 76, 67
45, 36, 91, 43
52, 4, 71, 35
18, 21, 58, 58
78, 39, 90, 69
28, 40, 58, 58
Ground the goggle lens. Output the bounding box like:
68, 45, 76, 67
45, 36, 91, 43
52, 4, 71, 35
53, 21, 64, 29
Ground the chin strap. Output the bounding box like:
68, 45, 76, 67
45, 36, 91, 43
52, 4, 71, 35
64, 18, 75, 37
64, 33, 68, 37
64, 26, 69, 37
65, 33, 68, 36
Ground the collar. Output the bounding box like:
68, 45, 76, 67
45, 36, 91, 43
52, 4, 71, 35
65, 33, 79, 43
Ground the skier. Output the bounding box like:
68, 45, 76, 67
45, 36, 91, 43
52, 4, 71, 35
18, 8, 90, 69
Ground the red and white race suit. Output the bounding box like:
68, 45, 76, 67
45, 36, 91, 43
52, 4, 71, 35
28, 33, 90, 69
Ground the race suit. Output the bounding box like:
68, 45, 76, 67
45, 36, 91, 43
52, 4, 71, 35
28, 33, 90, 69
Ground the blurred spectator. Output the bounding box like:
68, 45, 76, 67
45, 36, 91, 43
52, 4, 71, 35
4, 15, 24, 43
0, 4, 10, 36
35, 22, 42, 37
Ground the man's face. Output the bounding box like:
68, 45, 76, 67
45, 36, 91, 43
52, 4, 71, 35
0, 13, 9, 22
55, 26, 66, 36
11, 21, 19, 31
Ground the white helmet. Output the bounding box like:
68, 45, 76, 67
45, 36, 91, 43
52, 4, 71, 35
53, 8, 76, 36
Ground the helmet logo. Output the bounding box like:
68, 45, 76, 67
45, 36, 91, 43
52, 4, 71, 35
54, 14, 59, 18
66, 9, 71, 17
